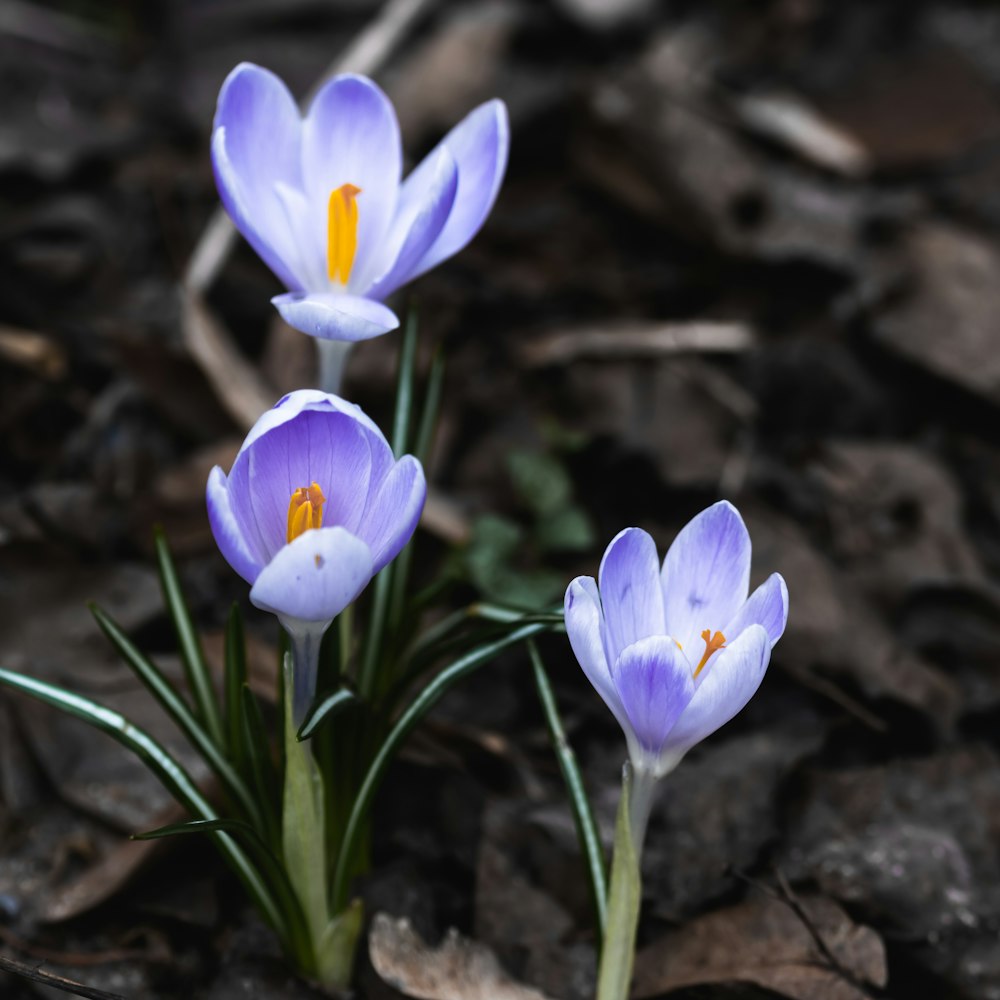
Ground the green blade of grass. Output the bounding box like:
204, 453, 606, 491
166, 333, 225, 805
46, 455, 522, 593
331, 620, 551, 911
241, 684, 282, 851
224, 603, 248, 771
133, 816, 310, 958
297, 687, 357, 742
91, 603, 259, 827
154, 527, 225, 747
528, 640, 607, 937
0, 666, 292, 953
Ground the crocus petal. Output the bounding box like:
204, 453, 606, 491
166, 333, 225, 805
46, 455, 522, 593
272, 292, 400, 342
356, 455, 426, 572
250, 526, 373, 622
724, 573, 788, 648
206, 466, 264, 584
301, 74, 402, 291
366, 147, 459, 301
212, 63, 305, 291
611, 636, 696, 761
400, 99, 509, 280
661, 500, 751, 654
659, 624, 770, 771
565, 577, 628, 727
237, 389, 387, 460
598, 528, 667, 665
237, 408, 376, 560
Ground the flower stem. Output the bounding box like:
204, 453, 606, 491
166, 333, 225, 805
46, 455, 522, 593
285, 621, 329, 727
316, 339, 353, 394
627, 762, 658, 861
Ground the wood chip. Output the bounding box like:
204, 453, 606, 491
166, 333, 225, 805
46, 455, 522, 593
519, 320, 754, 367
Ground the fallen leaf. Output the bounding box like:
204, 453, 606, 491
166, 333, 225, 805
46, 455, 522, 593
874, 223, 1000, 404
369, 913, 555, 1000
633, 893, 887, 1000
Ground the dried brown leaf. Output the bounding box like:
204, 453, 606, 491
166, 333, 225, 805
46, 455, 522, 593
369, 914, 555, 1000
633, 894, 887, 1000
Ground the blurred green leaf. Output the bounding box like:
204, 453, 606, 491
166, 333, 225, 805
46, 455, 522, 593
507, 449, 573, 517
537, 505, 596, 553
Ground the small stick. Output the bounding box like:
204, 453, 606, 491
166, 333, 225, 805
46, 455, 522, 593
0, 953, 128, 1000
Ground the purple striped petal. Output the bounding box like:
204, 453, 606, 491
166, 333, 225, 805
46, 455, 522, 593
212, 63, 305, 291
206, 466, 264, 584
272, 292, 399, 342
401, 99, 509, 280
237, 390, 387, 460
661, 500, 751, 655
366, 147, 459, 300
250, 526, 373, 622
565, 576, 627, 728
356, 455, 426, 572
235, 408, 375, 561
301, 74, 401, 291
598, 528, 666, 665
724, 573, 788, 648
611, 636, 695, 760
659, 624, 770, 768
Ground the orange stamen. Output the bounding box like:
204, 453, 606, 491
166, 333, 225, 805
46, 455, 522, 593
694, 629, 726, 678
326, 184, 361, 283
286, 482, 326, 543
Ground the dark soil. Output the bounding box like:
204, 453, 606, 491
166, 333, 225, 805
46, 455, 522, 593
3, 1, 1000, 998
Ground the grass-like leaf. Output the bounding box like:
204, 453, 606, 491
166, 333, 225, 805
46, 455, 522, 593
391, 307, 420, 459
133, 814, 311, 958
387, 344, 445, 639
224, 603, 248, 770
529, 641, 607, 937
0, 666, 291, 951
241, 684, 281, 850
331, 620, 551, 911
297, 687, 357, 742
154, 527, 225, 747
90, 603, 260, 827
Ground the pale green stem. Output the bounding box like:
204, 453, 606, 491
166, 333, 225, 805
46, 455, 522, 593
317, 338, 353, 395
627, 762, 659, 861
283, 620, 329, 727
596, 763, 642, 1000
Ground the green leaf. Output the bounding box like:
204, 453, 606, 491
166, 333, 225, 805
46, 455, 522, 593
154, 527, 225, 747
391, 307, 420, 459
241, 684, 281, 850
537, 505, 596, 553
281, 653, 338, 983
387, 344, 445, 640
134, 817, 312, 969
297, 687, 357, 742
507, 450, 573, 518
529, 642, 607, 937
316, 899, 364, 989
596, 766, 641, 1000
0, 666, 290, 951
331, 620, 552, 911
90, 603, 259, 826
224, 604, 248, 769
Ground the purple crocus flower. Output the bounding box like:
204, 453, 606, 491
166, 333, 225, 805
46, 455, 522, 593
564, 501, 788, 779
206, 389, 426, 720
211, 63, 510, 343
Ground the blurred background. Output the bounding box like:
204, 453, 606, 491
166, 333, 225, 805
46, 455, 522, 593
3, 1, 1000, 997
